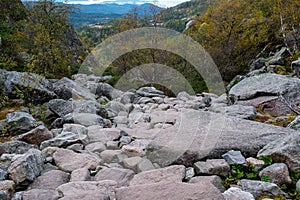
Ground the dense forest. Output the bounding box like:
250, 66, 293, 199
1, 0, 300, 92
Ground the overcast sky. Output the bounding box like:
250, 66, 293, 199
65, 0, 188, 7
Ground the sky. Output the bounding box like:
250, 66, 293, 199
64, 0, 188, 7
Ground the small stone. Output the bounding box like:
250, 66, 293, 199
223, 187, 255, 200
222, 150, 247, 166
94, 168, 135, 186
246, 157, 265, 170
136, 158, 155, 172
70, 168, 91, 182
0, 169, 7, 181
85, 142, 106, 153
185, 167, 195, 181
194, 159, 230, 177
122, 157, 143, 171
100, 150, 127, 163
67, 143, 84, 152
0, 180, 15, 199
106, 141, 120, 150
259, 163, 292, 186
119, 136, 131, 146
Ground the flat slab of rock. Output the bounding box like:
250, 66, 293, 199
194, 159, 230, 177
116, 181, 224, 200
56, 181, 117, 200
53, 148, 99, 172
87, 127, 120, 143
130, 165, 185, 186
146, 109, 292, 166
14, 125, 53, 145
22, 189, 60, 200
28, 170, 69, 190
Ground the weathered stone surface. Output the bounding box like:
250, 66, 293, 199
53, 77, 95, 101
229, 73, 300, 100
53, 148, 99, 172
258, 132, 300, 172
246, 157, 265, 170
222, 150, 247, 166
116, 181, 224, 200
188, 175, 225, 192
136, 158, 155, 172
94, 167, 135, 186
224, 105, 256, 120
48, 99, 73, 117
194, 159, 230, 177
0, 180, 15, 199
28, 170, 69, 190
1, 70, 56, 104
63, 113, 104, 127
40, 131, 86, 149
56, 181, 117, 200
136, 87, 165, 98
130, 165, 185, 186
87, 127, 120, 143
22, 189, 60, 200
70, 168, 91, 182
147, 109, 292, 166
296, 180, 300, 191
14, 125, 53, 145
121, 139, 151, 157
288, 116, 300, 130
0, 141, 37, 155
122, 157, 143, 171
85, 142, 106, 154
223, 187, 255, 200
238, 179, 284, 198
8, 149, 44, 185
259, 163, 291, 186
6, 111, 40, 134
0, 169, 7, 180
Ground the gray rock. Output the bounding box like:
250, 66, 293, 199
48, 99, 73, 117
224, 105, 256, 120
222, 150, 247, 166
136, 87, 165, 98
1, 70, 56, 104
194, 159, 230, 177
287, 116, 300, 130
14, 125, 53, 145
53, 148, 99, 172
66, 143, 84, 151
136, 158, 155, 172
0, 169, 7, 180
28, 169, 69, 190
296, 180, 300, 191
292, 58, 300, 77
130, 165, 185, 186
8, 149, 44, 185
94, 168, 135, 186
250, 58, 267, 71
188, 175, 225, 192
177, 91, 194, 101
56, 181, 117, 200
53, 77, 95, 101
237, 179, 285, 198
258, 132, 300, 172
116, 181, 224, 200
87, 127, 120, 143
229, 73, 300, 100
11, 191, 23, 200
122, 157, 143, 171
105, 100, 127, 117
22, 189, 60, 200
146, 109, 292, 167
6, 111, 40, 134
0, 141, 37, 155
185, 167, 195, 181
0, 180, 15, 199
259, 163, 291, 186
70, 168, 91, 181
136, 97, 155, 104
223, 187, 255, 200
85, 142, 106, 154
63, 113, 104, 127
100, 150, 127, 163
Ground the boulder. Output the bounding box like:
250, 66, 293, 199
258, 132, 300, 172
94, 167, 135, 186
222, 150, 247, 166
70, 168, 91, 182
115, 181, 224, 200
14, 125, 53, 145
193, 159, 230, 177
56, 181, 117, 200
1, 70, 56, 103
6, 111, 40, 134
63, 113, 104, 127
0, 141, 37, 155
146, 109, 292, 166
48, 99, 73, 117
53, 77, 95, 101
223, 187, 255, 200
28, 170, 69, 190
52, 148, 99, 172
22, 189, 59, 200
188, 175, 225, 192
259, 163, 291, 186
136, 87, 165, 98
237, 179, 285, 198
287, 116, 300, 130
8, 149, 44, 185
130, 165, 185, 186
0, 180, 15, 199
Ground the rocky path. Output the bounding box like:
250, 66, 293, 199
0, 69, 300, 199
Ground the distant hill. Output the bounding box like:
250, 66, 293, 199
160, 0, 215, 32
70, 3, 164, 28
